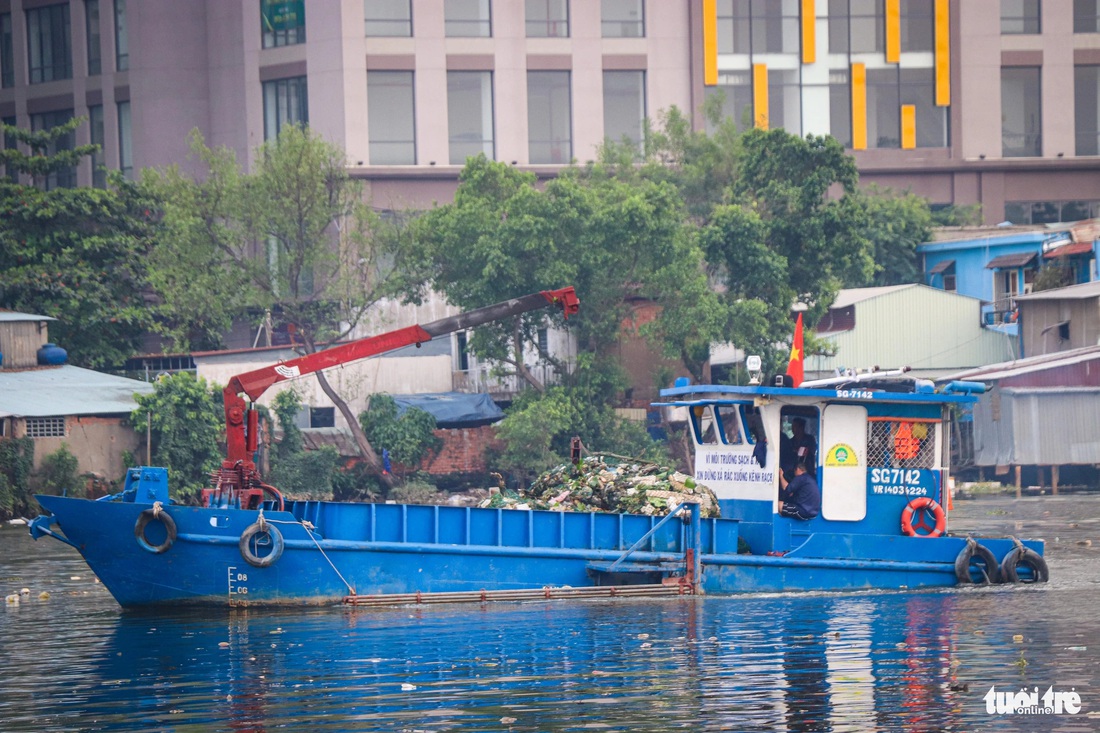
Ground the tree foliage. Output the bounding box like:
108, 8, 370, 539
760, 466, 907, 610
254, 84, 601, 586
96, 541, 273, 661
0, 116, 98, 188
359, 394, 442, 481
266, 389, 340, 499
144, 125, 411, 486
492, 355, 669, 485
131, 372, 223, 503
857, 186, 934, 286
0, 437, 35, 519
0, 118, 161, 369
411, 154, 727, 386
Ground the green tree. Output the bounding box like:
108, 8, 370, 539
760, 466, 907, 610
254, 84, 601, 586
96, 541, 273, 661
37, 444, 81, 496
856, 186, 934, 286
145, 125, 410, 486
265, 389, 340, 499
0, 116, 98, 189
412, 155, 727, 386
0, 437, 34, 519
0, 119, 160, 369
131, 372, 223, 503
359, 394, 442, 482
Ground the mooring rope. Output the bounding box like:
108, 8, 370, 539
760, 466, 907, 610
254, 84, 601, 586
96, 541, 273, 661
266, 517, 356, 596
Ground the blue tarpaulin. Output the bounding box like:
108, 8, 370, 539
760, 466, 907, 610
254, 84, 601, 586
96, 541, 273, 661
392, 392, 504, 428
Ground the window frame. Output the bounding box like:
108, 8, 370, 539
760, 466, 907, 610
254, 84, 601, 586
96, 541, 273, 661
364, 0, 411, 37
25, 416, 67, 439
26, 4, 72, 84
367, 70, 416, 164
262, 75, 309, 141
114, 0, 127, 70
1001, 0, 1041, 35
601, 0, 644, 38
85, 0, 101, 75
527, 70, 573, 164
261, 0, 306, 48
445, 0, 491, 38
447, 70, 495, 164
526, 0, 569, 38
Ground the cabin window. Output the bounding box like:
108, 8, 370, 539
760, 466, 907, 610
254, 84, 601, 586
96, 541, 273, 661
691, 406, 720, 445
867, 419, 936, 468
716, 405, 744, 445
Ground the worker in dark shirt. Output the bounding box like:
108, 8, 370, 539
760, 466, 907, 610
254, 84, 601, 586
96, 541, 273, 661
778, 461, 821, 520
780, 417, 817, 479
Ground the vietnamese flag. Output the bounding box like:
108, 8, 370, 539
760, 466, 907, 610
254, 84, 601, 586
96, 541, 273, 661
786, 313, 804, 387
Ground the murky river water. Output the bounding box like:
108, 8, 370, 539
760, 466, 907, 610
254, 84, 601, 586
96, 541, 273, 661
3, 494, 1100, 732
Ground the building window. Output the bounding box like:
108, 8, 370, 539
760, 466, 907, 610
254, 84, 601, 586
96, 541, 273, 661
261, 0, 305, 48
364, 0, 411, 36
2, 116, 17, 183
89, 104, 106, 187
602, 0, 644, 38
114, 0, 127, 70
368, 71, 415, 164
1076, 65, 1100, 155
829, 70, 852, 148
867, 68, 900, 148
26, 4, 72, 84
263, 76, 308, 140
752, 0, 800, 54
1002, 0, 1040, 34
717, 0, 800, 55
448, 70, 494, 164
86, 0, 101, 75
1, 13, 13, 88
603, 70, 645, 149
829, 0, 886, 55
900, 68, 947, 147
1075, 0, 1100, 33
1002, 67, 1041, 157
717, 0, 751, 54
1005, 200, 1100, 224
30, 109, 76, 189
25, 417, 66, 438
309, 407, 335, 429
446, 0, 491, 38
117, 100, 131, 179
526, 0, 568, 38
528, 71, 571, 164
767, 68, 802, 135
705, 74, 754, 132
900, 0, 934, 52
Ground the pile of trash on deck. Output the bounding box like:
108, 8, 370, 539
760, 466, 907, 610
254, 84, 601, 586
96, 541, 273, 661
478, 456, 720, 518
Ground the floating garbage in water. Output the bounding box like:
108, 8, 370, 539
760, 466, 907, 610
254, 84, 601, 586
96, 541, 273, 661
401, 683, 417, 691
479, 456, 721, 518
500, 717, 517, 725
1013, 634, 1025, 643
1066, 646, 1088, 651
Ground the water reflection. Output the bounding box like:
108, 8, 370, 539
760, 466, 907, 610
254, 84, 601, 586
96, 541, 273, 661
4, 493, 1100, 732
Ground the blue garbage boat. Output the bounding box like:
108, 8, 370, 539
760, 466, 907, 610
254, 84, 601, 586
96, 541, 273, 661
27, 289, 1047, 608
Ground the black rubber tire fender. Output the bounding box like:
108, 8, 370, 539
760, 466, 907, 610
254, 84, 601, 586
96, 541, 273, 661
134, 508, 177, 554
1000, 546, 1050, 584
239, 521, 284, 568
954, 542, 1001, 584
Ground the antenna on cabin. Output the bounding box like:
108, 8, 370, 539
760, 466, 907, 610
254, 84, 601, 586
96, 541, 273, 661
746, 355, 762, 385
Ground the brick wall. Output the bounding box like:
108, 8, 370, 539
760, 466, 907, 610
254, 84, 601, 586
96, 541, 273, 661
418, 425, 504, 475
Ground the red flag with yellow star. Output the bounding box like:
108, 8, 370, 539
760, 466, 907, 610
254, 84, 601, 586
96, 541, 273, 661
786, 313, 804, 387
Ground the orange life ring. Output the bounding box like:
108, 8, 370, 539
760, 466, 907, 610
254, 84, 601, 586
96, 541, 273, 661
900, 497, 947, 537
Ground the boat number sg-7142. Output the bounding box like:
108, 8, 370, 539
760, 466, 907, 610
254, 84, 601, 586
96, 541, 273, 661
869, 467, 929, 496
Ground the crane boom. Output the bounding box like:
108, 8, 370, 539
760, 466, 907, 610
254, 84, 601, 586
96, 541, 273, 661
210, 287, 579, 508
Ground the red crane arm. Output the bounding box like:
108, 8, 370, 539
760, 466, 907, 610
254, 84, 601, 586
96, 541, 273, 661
221, 287, 579, 469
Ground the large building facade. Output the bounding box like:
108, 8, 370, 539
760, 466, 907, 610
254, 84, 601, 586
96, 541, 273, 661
2, 1, 1100, 222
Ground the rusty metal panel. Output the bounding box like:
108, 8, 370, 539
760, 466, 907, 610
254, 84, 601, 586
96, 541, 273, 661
971, 387, 1100, 466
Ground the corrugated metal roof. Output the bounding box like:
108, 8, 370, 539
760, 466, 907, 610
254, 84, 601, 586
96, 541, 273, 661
970, 388, 1100, 465
0, 311, 56, 322
985, 252, 1038, 269
941, 345, 1100, 382
1014, 280, 1100, 301
829, 284, 915, 309
1043, 241, 1094, 259
0, 365, 154, 418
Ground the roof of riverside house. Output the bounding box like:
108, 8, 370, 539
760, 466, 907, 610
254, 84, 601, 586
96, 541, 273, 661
0, 365, 154, 418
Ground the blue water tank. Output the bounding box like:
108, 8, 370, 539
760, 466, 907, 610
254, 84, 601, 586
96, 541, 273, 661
37, 343, 68, 366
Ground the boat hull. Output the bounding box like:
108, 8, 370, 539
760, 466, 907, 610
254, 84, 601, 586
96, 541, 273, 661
33, 495, 1042, 609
